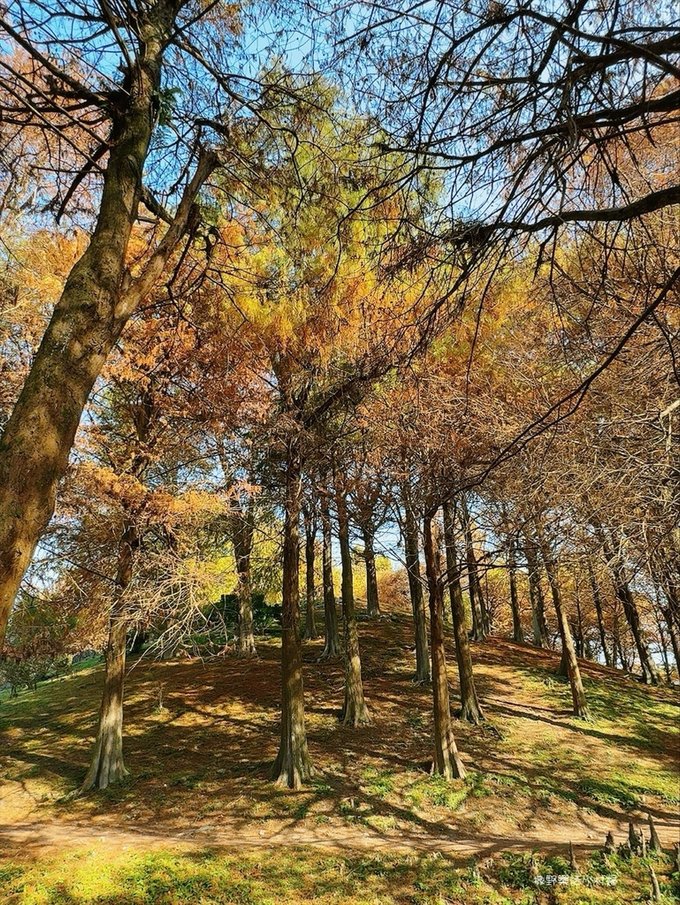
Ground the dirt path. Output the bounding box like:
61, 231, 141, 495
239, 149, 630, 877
2, 808, 678, 863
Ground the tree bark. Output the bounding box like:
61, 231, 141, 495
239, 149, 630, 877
402, 488, 430, 683
272, 444, 312, 788
538, 532, 590, 719
423, 511, 466, 779
319, 491, 340, 659
524, 534, 550, 648
363, 527, 380, 618
81, 520, 138, 793
588, 559, 611, 667
80, 612, 128, 793
232, 505, 257, 657
0, 5, 215, 650
507, 537, 525, 644
303, 504, 319, 640
461, 496, 486, 640
598, 533, 660, 684
337, 489, 370, 726
443, 500, 484, 724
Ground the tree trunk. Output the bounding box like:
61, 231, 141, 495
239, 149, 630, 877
232, 507, 257, 657
0, 9, 213, 649
598, 528, 659, 684
538, 535, 590, 719
423, 511, 466, 779
80, 613, 128, 793
81, 521, 138, 793
507, 537, 525, 644
303, 505, 319, 640
461, 496, 486, 640
337, 489, 370, 726
402, 488, 430, 683
363, 527, 380, 618
272, 444, 312, 788
319, 491, 340, 659
614, 576, 660, 685
524, 535, 550, 648
443, 500, 484, 724
589, 560, 611, 667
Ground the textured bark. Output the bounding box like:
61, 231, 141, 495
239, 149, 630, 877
272, 445, 312, 788
319, 491, 340, 659
402, 488, 430, 683
538, 534, 590, 719
80, 614, 128, 793
423, 512, 466, 779
589, 560, 612, 667
337, 489, 370, 726
442, 500, 484, 724
81, 520, 139, 793
232, 506, 257, 657
507, 537, 525, 644
524, 535, 550, 648
0, 5, 216, 649
363, 527, 380, 618
303, 505, 319, 640
460, 497, 486, 640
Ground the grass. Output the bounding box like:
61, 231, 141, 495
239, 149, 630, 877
1, 610, 678, 903
1, 848, 678, 904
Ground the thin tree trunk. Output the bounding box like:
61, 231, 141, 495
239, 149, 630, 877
272, 443, 312, 788
524, 534, 550, 648
402, 488, 430, 683
423, 510, 466, 779
232, 507, 257, 657
0, 21, 215, 649
461, 497, 486, 641
337, 489, 370, 726
443, 500, 484, 724
363, 527, 380, 618
303, 505, 319, 640
598, 528, 659, 684
538, 534, 591, 719
319, 491, 340, 659
507, 537, 524, 644
589, 559, 611, 667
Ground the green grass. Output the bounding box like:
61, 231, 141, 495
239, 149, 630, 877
2, 848, 677, 904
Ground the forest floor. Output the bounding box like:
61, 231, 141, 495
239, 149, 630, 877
1, 595, 678, 903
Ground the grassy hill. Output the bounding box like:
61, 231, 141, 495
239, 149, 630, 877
1, 603, 678, 904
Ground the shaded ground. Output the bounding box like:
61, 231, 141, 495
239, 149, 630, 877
1, 598, 678, 885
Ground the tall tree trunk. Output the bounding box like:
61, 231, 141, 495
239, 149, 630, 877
80, 613, 128, 793
319, 491, 340, 659
461, 496, 486, 640
0, 13, 214, 649
232, 507, 257, 657
81, 521, 138, 793
402, 488, 430, 683
303, 505, 319, 640
524, 534, 550, 648
613, 577, 660, 685
272, 444, 312, 788
443, 500, 484, 724
588, 559, 611, 667
597, 527, 659, 684
363, 527, 380, 618
337, 489, 370, 726
507, 537, 525, 644
538, 533, 590, 719
423, 510, 466, 779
